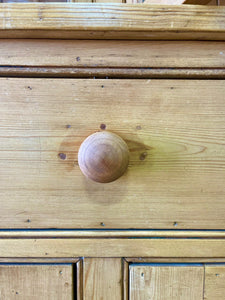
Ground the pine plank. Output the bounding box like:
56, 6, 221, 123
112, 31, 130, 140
0, 265, 73, 300
129, 264, 204, 300
0, 239, 224, 258
83, 258, 122, 300
1, 40, 225, 68
0, 78, 225, 229
204, 265, 225, 299
0, 4, 225, 40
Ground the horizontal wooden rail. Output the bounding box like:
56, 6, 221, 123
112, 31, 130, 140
0, 4, 225, 40
0, 230, 225, 238
1, 67, 225, 78
0, 238, 224, 257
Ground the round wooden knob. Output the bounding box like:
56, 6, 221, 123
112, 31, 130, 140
78, 131, 129, 183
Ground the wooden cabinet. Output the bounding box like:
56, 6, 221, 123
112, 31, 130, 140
0, 3, 225, 299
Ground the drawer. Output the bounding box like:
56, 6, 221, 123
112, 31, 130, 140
0, 78, 224, 229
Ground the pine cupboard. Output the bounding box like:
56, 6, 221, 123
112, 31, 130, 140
0, 3, 225, 299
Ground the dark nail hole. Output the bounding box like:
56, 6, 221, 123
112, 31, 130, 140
45, 252, 48, 255
100, 222, 105, 226
16, 292, 19, 295
141, 272, 144, 277
216, 273, 220, 276
173, 222, 178, 227
100, 124, 106, 130
26, 219, 31, 223
136, 125, 142, 130
140, 152, 147, 161
76, 57, 80, 61
59, 271, 63, 275
66, 125, 71, 128
170, 87, 174, 90
27, 86, 32, 90
59, 153, 66, 160
101, 85, 104, 88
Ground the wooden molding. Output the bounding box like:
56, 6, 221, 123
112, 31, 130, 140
0, 230, 225, 239
0, 4, 225, 40
143, 0, 212, 4
0, 238, 224, 257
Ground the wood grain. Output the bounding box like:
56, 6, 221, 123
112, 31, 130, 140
83, 258, 122, 300
1, 40, 225, 68
134, 0, 211, 3
0, 238, 224, 258
0, 265, 73, 300
78, 131, 129, 183
126, 258, 225, 263
0, 230, 225, 238
2, 67, 225, 79
0, 79, 225, 229
204, 265, 225, 299
0, 4, 225, 40
129, 264, 204, 300
76, 259, 83, 300
123, 259, 129, 300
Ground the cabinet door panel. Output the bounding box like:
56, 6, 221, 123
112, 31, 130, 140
0, 264, 73, 300
204, 265, 225, 300
129, 264, 204, 300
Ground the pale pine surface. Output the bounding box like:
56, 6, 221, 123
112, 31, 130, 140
0, 79, 225, 229
129, 265, 204, 300
0, 265, 73, 300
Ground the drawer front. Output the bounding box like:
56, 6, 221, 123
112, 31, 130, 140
0, 78, 224, 229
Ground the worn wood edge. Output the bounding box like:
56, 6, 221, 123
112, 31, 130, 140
0, 239, 224, 257
122, 258, 129, 300
1, 67, 225, 79
1, 4, 225, 40
0, 258, 79, 263
0, 257, 224, 263
76, 258, 83, 300
0, 230, 225, 239
125, 258, 225, 263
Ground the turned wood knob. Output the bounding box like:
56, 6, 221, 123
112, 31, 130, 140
78, 131, 129, 183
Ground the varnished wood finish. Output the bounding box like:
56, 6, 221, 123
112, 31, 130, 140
0, 230, 225, 238
126, 258, 225, 263
1, 79, 225, 229
78, 132, 129, 183
0, 238, 224, 257
204, 265, 225, 299
2, 67, 225, 79
129, 264, 204, 300
83, 258, 122, 299
1, 40, 225, 69
0, 265, 73, 300
76, 259, 83, 300
1, 40, 225, 79
123, 259, 129, 300
1, 4, 225, 40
